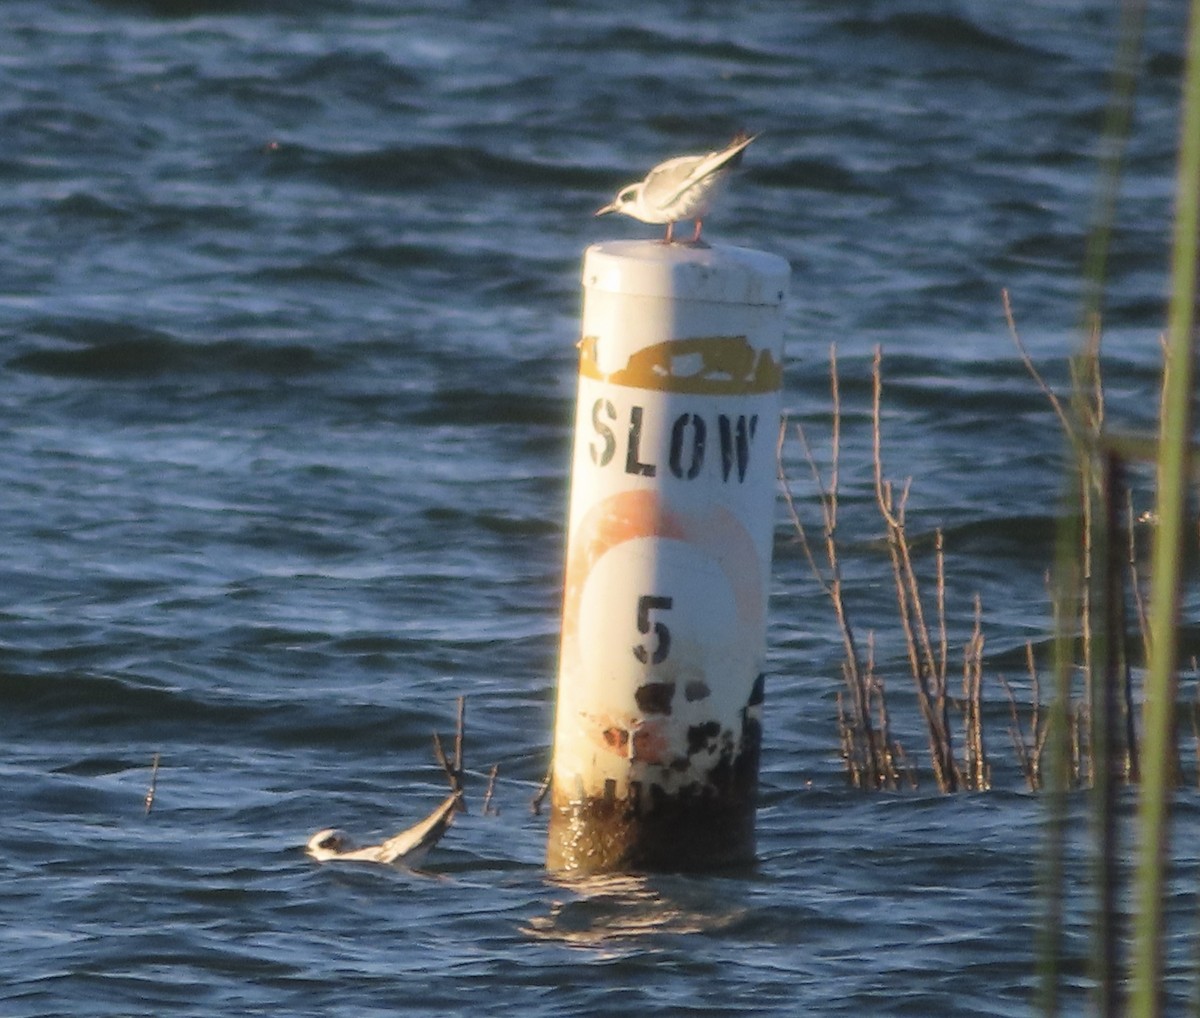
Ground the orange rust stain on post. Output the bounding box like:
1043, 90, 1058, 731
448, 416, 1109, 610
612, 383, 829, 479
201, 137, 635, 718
601, 726, 629, 755
629, 720, 670, 765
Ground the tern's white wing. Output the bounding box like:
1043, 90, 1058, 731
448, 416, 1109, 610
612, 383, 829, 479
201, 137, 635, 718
373, 791, 462, 867
641, 134, 757, 220
662, 135, 753, 206
640, 155, 710, 207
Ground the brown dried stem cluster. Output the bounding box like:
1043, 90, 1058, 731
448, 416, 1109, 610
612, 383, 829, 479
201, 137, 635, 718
779, 345, 990, 792
783, 298, 1182, 795
1005, 291, 1143, 791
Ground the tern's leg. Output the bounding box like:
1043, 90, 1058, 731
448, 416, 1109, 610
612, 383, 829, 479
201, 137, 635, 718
692, 219, 703, 243
663, 222, 674, 244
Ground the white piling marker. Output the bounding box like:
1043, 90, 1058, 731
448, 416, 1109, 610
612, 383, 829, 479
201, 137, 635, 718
548, 239, 789, 873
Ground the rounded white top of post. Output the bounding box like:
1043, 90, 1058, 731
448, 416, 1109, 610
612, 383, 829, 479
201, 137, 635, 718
582, 240, 789, 307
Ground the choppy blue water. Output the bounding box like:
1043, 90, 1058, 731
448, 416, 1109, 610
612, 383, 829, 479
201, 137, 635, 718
2, 1, 1197, 1015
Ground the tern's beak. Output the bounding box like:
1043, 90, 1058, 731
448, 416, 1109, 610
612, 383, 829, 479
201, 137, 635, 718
594, 202, 619, 217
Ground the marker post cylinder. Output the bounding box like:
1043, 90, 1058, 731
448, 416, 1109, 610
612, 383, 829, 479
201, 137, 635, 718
548, 240, 789, 873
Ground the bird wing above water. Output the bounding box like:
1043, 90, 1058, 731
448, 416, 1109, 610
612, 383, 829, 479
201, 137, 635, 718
306, 790, 462, 867
640, 155, 710, 209
373, 791, 461, 866
644, 133, 757, 214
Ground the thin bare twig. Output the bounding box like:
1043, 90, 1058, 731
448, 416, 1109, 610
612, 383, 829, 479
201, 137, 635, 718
433, 696, 468, 810
872, 347, 956, 791
530, 761, 552, 815
1003, 288, 1074, 441
1000, 673, 1036, 791
963, 595, 989, 790
454, 695, 466, 780
836, 689, 857, 786
776, 416, 828, 593
432, 733, 456, 785
937, 530, 948, 694
1127, 486, 1149, 658
143, 752, 160, 816
482, 763, 499, 815
780, 346, 889, 787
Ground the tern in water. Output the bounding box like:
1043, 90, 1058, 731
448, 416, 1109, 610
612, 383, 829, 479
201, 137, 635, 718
306, 790, 462, 868
595, 132, 757, 244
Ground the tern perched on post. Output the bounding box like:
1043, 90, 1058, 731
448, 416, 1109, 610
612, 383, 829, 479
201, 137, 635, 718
306, 790, 462, 868
595, 132, 757, 244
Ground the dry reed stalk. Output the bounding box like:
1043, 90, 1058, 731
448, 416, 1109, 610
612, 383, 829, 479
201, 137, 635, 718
433, 695, 468, 809
836, 689, 858, 787
1123, 665, 1141, 784
482, 763, 499, 815
937, 530, 949, 707
777, 334, 1176, 796
1000, 641, 1052, 791
782, 346, 1006, 792
1028, 643, 1053, 789
1004, 289, 1073, 440
144, 752, 160, 816
1006, 288, 1142, 796
1075, 322, 1106, 790
454, 695, 466, 780
1043, 563, 1085, 790
1001, 672, 1037, 791
530, 761, 552, 814
1080, 479, 1096, 792
1127, 489, 1149, 656
962, 595, 990, 790
867, 631, 906, 790
778, 345, 900, 790
1094, 450, 1124, 1018
1119, 487, 1145, 784
1111, 485, 1140, 785
871, 347, 958, 792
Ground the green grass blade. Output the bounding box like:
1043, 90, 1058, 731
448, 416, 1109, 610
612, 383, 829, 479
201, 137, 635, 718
1129, 2, 1200, 1014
